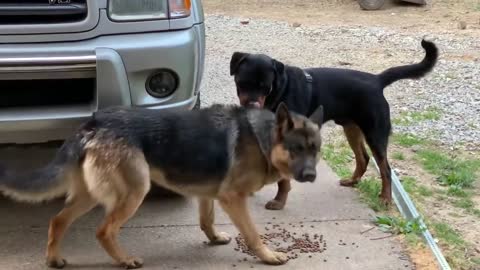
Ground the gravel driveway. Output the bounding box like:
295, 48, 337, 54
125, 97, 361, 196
200, 15, 480, 149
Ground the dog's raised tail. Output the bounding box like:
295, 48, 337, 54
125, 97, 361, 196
0, 135, 85, 203
378, 39, 438, 88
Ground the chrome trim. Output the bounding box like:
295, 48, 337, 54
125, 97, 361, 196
0, 55, 96, 78
0, 55, 96, 66
0, 64, 95, 73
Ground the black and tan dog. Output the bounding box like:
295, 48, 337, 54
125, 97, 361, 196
230, 39, 438, 210
0, 103, 323, 269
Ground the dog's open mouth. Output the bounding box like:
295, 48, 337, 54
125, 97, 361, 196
247, 101, 261, 108
238, 93, 266, 109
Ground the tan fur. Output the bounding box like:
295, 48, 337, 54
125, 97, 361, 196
45, 137, 151, 269
44, 129, 291, 269
340, 124, 369, 186
218, 192, 287, 264
270, 144, 293, 180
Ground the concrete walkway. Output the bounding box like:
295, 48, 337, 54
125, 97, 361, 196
0, 145, 413, 270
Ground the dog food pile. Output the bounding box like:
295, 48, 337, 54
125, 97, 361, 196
233, 222, 327, 262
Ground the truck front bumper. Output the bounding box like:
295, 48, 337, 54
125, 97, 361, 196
0, 24, 205, 143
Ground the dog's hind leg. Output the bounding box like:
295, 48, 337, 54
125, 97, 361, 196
265, 179, 291, 210
219, 192, 288, 265
84, 150, 150, 269
198, 198, 232, 244
340, 124, 370, 187
46, 171, 97, 269
363, 129, 392, 205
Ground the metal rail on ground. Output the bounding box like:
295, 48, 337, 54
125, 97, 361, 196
370, 159, 451, 270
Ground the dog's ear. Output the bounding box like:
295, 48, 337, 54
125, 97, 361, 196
275, 102, 294, 137
230, 52, 248, 76
309, 105, 324, 128
272, 59, 285, 75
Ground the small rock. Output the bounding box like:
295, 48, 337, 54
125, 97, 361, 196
458, 21, 467, 30
240, 19, 250, 25
292, 22, 302, 28
338, 61, 352, 66
411, 145, 421, 153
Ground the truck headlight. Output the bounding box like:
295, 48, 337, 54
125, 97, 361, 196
108, 0, 191, 21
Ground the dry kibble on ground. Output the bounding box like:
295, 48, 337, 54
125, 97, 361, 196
233, 223, 327, 262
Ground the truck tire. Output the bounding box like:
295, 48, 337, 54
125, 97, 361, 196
358, 0, 386, 10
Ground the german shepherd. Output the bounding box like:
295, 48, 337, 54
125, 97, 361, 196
0, 103, 324, 269
230, 39, 438, 209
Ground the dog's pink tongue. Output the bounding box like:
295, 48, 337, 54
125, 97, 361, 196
248, 101, 261, 108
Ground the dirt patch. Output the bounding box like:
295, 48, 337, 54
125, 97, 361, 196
404, 241, 439, 270
204, 0, 480, 37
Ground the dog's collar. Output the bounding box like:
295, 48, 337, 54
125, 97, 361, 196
304, 70, 315, 115
265, 72, 288, 109
304, 71, 313, 83
266, 70, 313, 113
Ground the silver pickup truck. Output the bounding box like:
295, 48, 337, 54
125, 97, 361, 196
0, 0, 205, 144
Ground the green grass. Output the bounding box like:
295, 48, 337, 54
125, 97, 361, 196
447, 186, 468, 197
417, 185, 434, 197
401, 176, 417, 194
429, 222, 473, 269
404, 232, 422, 247
436, 194, 448, 201
431, 222, 464, 246
400, 176, 433, 198
475, 2, 480, 11
322, 141, 390, 212
355, 177, 386, 212
321, 143, 352, 179
393, 107, 442, 126
472, 257, 480, 267
417, 150, 480, 189
375, 215, 425, 235
453, 198, 475, 209
392, 133, 425, 147
392, 151, 405, 160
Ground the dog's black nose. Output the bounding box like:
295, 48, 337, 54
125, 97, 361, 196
301, 169, 316, 182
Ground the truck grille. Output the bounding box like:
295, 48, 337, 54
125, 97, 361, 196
0, 0, 87, 24
0, 78, 95, 109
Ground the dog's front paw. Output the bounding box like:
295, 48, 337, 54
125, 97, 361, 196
265, 199, 285, 210
339, 178, 359, 187
119, 257, 143, 269
262, 251, 288, 265
211, 232, 232, 245
46, 257, 67, 269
